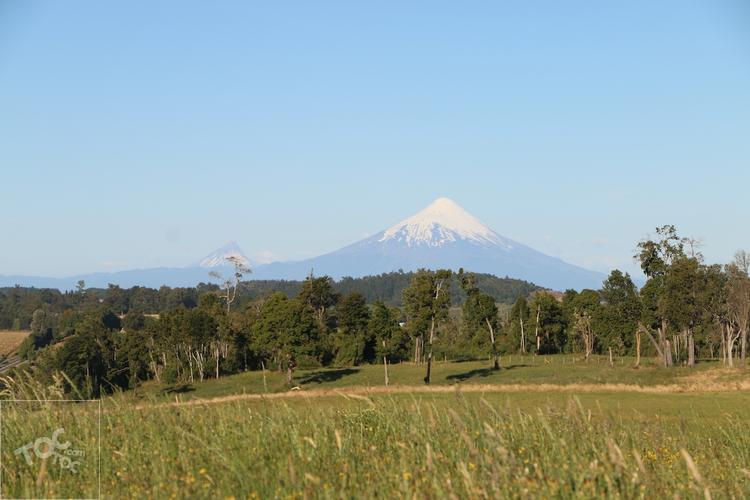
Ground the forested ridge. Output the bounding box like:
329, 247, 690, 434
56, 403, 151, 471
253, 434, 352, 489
0, 271, 538, 330
2, 226, 749, 397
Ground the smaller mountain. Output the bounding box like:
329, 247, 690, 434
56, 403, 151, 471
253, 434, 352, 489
0, 242, 253, 290
195, 241, 251, 268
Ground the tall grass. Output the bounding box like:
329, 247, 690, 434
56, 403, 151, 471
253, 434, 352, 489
1, 391, 748, 498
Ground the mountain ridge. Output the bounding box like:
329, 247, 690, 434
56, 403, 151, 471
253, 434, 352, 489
0, 198, 607, 291
251, 198, 606, 290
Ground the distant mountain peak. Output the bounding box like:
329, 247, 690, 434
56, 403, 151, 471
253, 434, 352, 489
196, 241, 251, 268
379, 197, 512, 249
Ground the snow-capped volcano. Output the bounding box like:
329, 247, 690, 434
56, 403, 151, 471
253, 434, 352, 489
252, 197, 607, 290
379, 197, 513, 249
196, 241, 251, 268
0, 199, 606, 291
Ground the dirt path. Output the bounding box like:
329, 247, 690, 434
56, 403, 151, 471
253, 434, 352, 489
137, 379, 750, 410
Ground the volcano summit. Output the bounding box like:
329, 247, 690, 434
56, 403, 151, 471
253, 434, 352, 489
252, 198, 605, 290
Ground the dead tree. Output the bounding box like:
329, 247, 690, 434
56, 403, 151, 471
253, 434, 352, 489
573, 310, 595, 361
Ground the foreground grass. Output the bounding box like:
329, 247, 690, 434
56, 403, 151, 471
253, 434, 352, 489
141, 356, 742, 401
2, 391, 749, 498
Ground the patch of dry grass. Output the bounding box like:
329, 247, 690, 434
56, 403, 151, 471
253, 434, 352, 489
0, 331, 29, 356
142, 376, 750, 410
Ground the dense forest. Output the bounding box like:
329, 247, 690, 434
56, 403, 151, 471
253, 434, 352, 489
0, 271, 539, 331
3, 226, 749, 397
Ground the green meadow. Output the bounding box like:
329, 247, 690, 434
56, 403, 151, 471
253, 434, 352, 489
2, 357, 749, 499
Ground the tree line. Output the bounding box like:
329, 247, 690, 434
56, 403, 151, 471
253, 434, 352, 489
5, 226, 749, 397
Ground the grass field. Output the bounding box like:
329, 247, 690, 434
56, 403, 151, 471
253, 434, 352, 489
0, 330, 28, 357
139, 355, 747, 402
1, 357, 749, 498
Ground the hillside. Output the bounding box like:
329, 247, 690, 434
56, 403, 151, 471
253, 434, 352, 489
237, 271, 540, 306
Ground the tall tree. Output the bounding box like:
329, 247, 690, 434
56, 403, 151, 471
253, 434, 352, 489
563, 290, 601, 361
209, 255, 251, 314
598, 271, 642, 364
725, 252, 750, 366
459, 271, 500, 370
507, 297, 530, 353
334, 293, 371, 366
635, 225, 688, 367
663, 256, 707, 366
253, 293, 321, 385
368, 301, 407, 385
528, 292, 565, 354
298, 273, 339, 329
403, 269, 452, 384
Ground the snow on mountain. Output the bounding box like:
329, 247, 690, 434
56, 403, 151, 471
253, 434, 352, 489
0, 198, 607, 291
252, 197, 607, 290
379, 197, 513, 249
196, 241, 251, 268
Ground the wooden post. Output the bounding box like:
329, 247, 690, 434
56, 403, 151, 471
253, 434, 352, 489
383, 340, 389, 386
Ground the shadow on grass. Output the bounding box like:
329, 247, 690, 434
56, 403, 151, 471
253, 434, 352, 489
161, 384, 196, 394
296, 368, 360, 385
446, 367, 498, 381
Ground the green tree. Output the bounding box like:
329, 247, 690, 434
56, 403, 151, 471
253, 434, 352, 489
506, 297, 530, 353
459, 271, 501, 369
635, 225, 688, 367
597, 271, 641, 363
725, 252, 750, 365
18, 309, 53, 359
562, 289, 601, 360
528, 292, 565, 354
253, 293, 321, 384
369, 301, 408, 364
403, 269, 452, 384
662, 256, 706, 366
334, 293, 371, 366
54, 314, 124, 397
298, 273, 339, 329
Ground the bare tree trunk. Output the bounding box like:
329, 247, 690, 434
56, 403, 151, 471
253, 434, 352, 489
424, 317, 435, 384
687, 330, 695, 367
520, 316, 526, 354
534, 306, 541, 353
634, 329, 641, 368
665, 339, 673, 367
642, 324, 665, 367
486, 318, 500, 370
215, 346, 220, 380
608, 347, 613, 367
187, 347, 194, 383
726, 323, 742, 368
148, 347, 161, 383
658, 320, 673, 367
727, 328, 735, 368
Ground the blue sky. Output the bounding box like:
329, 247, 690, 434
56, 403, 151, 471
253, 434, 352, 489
1, 1, 749, 278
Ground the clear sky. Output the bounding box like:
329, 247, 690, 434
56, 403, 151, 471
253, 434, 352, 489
2, 1, 749, 278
